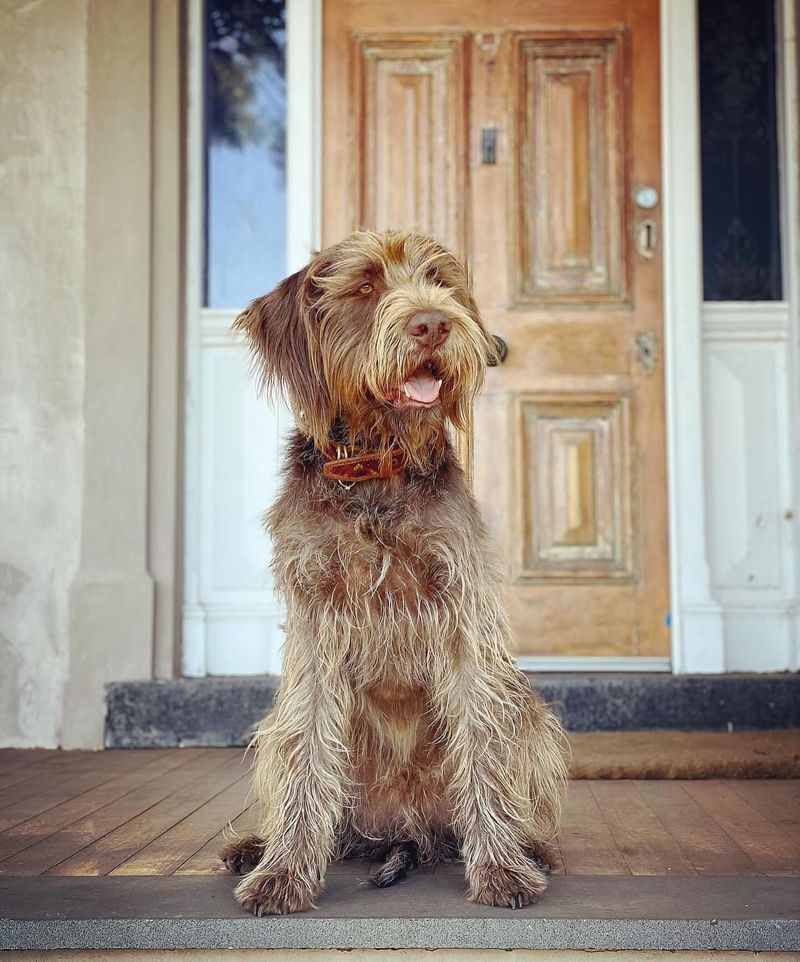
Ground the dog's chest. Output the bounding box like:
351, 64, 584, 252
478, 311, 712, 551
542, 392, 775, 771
280, 511, 452, 685
335, 513, 453, 605
287, 505, 458, 616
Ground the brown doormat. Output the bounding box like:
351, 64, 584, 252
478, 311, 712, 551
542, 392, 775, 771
568, 729, 800, 779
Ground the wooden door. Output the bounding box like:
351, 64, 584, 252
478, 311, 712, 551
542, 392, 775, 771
323, 0, 670, 660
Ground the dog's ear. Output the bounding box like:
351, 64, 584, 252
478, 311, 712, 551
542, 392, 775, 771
233, 265, 333, 446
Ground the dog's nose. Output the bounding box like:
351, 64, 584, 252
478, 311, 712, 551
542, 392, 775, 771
406, 311, 451, 348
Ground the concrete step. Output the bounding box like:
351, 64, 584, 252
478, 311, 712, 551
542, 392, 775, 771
1, 874, 798, 952
105, 672, 800, 748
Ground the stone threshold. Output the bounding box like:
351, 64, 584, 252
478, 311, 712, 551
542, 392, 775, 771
105, 672, 800, 747
1, 875, 799, 952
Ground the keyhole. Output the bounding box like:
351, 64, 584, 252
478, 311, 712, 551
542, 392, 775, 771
636, 219, 658, 259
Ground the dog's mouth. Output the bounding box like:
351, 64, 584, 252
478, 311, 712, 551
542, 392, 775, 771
387, 362, 443, 409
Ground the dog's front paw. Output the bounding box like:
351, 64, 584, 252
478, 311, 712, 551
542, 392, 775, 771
219, 834, 266, 876
468, 862, 548, 909
235, 868, 318, 916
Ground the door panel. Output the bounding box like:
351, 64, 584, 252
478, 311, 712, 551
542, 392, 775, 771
515, 35, 627, 302
514, 393, 636, 583
352, 34, 469, 255
324, 0, 670, 660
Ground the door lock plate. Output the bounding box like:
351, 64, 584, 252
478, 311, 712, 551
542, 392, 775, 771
635, 331, 659, 374
635, 219, 658, 259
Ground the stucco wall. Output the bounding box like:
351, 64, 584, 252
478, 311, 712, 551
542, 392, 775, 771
0, 0, 88, 747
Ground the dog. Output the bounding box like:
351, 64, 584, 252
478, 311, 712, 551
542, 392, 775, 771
220, 229, 568, 916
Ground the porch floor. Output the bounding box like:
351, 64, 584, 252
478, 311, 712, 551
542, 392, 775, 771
0, 747, 798, 952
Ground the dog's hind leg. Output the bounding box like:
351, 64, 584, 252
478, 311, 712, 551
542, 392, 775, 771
368, 842, 420, 888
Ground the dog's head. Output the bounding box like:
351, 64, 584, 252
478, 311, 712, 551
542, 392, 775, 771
234, 229, 497, 461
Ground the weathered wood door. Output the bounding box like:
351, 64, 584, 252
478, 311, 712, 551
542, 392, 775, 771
323, 0, 670, 661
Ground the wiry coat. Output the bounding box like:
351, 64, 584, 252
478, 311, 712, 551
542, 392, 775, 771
220, 230, 568, 916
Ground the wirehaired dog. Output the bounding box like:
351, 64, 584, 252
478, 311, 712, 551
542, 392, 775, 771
220, 229, 568, 916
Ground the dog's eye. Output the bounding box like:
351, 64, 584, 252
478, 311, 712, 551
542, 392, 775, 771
358, 282, 373, 294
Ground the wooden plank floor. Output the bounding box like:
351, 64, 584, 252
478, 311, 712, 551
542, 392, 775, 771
0, 749, 798, 879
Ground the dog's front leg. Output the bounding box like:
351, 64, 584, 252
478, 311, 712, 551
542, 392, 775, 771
434, 640, 549, 909
234, 609, 351, 916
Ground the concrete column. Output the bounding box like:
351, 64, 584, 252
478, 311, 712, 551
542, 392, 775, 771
0, 0, 88, 747
64, 0, 156, 747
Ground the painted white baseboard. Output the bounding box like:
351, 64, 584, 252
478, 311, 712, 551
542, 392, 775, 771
722, 607, 799, 672
672, 605, 728, 673
204, 605, 283, 676
516, 656, 671, 673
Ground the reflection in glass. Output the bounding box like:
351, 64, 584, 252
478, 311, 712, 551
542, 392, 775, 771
699, 0, 782, 301
204, 0, 286, 308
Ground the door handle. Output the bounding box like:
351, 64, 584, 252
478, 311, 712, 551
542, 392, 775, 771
488, 334, 508, 366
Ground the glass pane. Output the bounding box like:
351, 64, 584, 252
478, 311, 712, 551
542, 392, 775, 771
699, 0, 782, 301
204, 0, 286, 308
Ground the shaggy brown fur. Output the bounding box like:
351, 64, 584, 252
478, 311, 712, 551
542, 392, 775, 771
221, 230, 568, 916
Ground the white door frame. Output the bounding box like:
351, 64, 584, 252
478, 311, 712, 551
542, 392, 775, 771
182, 0, 792, 676
659, 0, 726, 671
286, 0, 323, 269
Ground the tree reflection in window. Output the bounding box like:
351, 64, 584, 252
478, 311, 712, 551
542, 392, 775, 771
204, 0, 286, 308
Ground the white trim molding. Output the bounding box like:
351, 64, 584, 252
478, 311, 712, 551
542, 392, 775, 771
660, 0, 726, 673
702, 302, 791, 341
182, 0, 206, 677
287, 0, 323, 267
777, 0, 800, 669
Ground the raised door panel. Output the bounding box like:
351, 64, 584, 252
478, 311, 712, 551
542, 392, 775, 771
515, 394, 636, 583
514, 35, 628, 303
351, 35, 468, 254
705, 344, 784, 592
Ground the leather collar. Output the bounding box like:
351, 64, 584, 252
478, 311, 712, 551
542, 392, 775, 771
322, 444, 406, 484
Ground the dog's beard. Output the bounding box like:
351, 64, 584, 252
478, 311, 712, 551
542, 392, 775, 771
311, 274, 492, 469
372, 288, 488, 446
367, 285, 488, 408
323, 292, 487, 470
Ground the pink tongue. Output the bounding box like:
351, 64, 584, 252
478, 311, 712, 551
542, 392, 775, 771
403, 371, 441, 403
